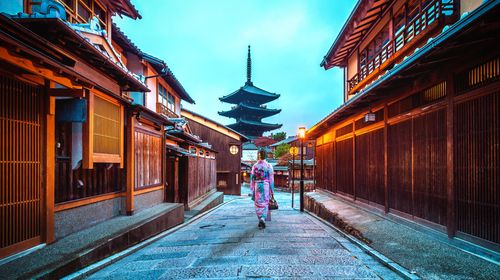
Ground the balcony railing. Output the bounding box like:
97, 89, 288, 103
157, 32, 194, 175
347, 0, 455, 93
157, 102, 178, 118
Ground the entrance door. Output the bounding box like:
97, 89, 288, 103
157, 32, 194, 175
0, 75, 43, 258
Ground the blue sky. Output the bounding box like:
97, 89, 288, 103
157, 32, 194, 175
115, 0, 357, 136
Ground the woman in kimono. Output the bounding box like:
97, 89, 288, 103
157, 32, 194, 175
250, 150, 274, 229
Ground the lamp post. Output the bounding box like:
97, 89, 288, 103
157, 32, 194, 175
298, 126, 306, 212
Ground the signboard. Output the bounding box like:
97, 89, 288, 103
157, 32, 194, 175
289, 147, 299, 156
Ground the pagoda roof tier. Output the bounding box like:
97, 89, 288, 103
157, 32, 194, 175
227, 119, 282, 132
219, 82, 280, 105
219, 103, 281, 118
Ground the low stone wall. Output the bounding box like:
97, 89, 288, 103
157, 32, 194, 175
304, 192, 371, 244
55, 197, 122, 240
134, 189, 164, 212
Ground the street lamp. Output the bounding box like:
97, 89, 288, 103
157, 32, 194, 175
298, 126, 306, 212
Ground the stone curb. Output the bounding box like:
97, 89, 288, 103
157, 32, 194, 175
34, 204, 184, 279
63, 197, 244, 280
305, 210, 420, 280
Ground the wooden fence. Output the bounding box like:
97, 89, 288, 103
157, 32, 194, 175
180, 156, 216, 207
315, 57, 500, 244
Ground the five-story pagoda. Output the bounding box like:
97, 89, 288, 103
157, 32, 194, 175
219, 46, 281, 138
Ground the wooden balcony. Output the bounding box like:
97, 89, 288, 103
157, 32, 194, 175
347, 0, 456, 94
157, 102, 178, 118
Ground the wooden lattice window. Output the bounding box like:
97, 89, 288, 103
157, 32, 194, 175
388, 81, 447, 117
93, 94, 121, 158
456, 56, 500, 94
158, 84, 176, 113
84, 91, 123, 168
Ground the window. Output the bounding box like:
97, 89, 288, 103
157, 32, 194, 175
158, 84, 176, 113
92, 93, 122, 162
359, 24, 389, 69
168, 94, 175, 112
158, 84, 168, 107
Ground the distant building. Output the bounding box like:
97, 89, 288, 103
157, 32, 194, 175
181, 108, 248, 195
270, 136, 315, 160
219, 46, 282, 138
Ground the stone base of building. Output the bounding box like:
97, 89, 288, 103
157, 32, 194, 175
0, 203, 184, 279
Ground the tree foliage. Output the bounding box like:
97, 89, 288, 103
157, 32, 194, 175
274, 143, 290, 159
271, 132, 287, 142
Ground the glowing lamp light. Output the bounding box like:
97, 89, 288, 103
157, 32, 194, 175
298, 126, 306, 139
229, 145, 239, 155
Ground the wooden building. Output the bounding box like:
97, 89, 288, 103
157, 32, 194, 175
109, 30, 218, 210
0, 0, 217, 259
309, 0, 500, 249
0, 0, 147, 258
182, 108, 248, 195
164, 118, 219, 210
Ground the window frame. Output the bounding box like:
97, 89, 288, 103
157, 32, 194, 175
83, 90, 124, 169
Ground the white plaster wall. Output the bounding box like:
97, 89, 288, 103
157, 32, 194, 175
460, 0, 482, 14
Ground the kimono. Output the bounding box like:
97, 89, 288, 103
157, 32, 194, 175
250, 159, 274, 221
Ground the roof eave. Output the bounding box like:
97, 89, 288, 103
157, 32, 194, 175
310, 0, 498, 138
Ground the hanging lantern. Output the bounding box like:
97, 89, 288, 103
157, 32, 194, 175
229, 145, 239, 155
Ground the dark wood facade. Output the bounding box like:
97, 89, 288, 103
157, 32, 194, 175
182, 109, 248, 195
180, 156, 217, 209
0, 0, 193, 259
311, 0, 500, 248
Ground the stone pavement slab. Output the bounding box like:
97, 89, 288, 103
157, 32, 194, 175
86, 189, 400, 279
305, 190, 500, 279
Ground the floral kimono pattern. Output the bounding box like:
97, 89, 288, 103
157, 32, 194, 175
250, 160, 274, 221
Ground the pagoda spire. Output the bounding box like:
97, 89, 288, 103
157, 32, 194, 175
219, 45, 281, 138
246, 45, 252, 85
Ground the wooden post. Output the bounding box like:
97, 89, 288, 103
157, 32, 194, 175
83, 90, 94, 169
174, 158, 179, 203
43, 87, 55, 243
411, 114, 415, 217
352, 122, 356, 200
126, 114, 135, 215
446, 75, 456, 238
384, 104, 389, 213
161, 125, 166, 202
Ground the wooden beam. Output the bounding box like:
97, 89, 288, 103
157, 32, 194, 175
384, 104, 389, 213
446, 75, 456, 238
411, 113, 415, 217
48, 88, 85, 98
161, 124, 166, 202
126, 114, 135, 215
352, 120, 356, 201
44, 90, 55, 243
83, 91, 94, 169
0, 47, 77, 89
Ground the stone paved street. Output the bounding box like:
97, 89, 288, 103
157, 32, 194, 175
86, 190, 401, 279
